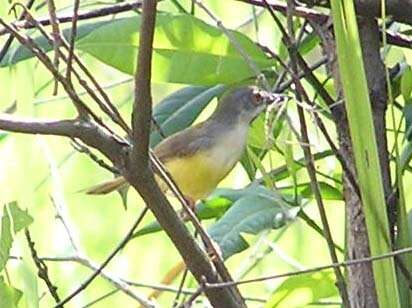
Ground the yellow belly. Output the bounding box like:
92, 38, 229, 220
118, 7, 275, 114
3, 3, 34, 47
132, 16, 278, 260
159, 150, 236, 201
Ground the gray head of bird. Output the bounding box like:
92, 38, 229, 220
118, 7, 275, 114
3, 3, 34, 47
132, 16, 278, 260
210, 86, 280, 126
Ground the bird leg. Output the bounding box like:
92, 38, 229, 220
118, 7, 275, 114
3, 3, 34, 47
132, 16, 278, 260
177, 196, 196, 221
180, 197, 223, 261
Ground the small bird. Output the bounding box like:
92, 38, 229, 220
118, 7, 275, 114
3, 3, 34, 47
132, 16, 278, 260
86, 86, 278, 204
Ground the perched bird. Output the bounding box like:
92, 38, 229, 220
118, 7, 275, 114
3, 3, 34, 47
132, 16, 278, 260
86, 86, 278, 203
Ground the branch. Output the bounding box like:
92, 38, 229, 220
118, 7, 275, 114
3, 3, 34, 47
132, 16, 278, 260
0, 1, 145, 36
238, 0, 412, 48
125, 1, 243, 307
0, 114, 125, 164
25, 230, 61, 304
131, 0, 156, 164
0, 0, 35, 62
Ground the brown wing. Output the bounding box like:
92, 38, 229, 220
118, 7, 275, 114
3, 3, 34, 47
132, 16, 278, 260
154, 122, 216, 162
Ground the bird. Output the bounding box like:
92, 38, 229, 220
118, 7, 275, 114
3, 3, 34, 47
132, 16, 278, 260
86, 86, 278, 204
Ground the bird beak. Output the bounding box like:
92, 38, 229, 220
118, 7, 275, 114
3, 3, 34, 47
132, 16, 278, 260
253, 89, 288, 107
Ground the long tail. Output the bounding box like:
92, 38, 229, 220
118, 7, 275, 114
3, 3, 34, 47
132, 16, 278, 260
85, 176, 127, 194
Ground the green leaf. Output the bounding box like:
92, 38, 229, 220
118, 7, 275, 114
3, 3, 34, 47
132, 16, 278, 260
0, 202, 33, 271
134, 185, 291, 238
0, 207, 12, 272
76, 14, 275, 85
401, 102, 412, 171
265, 272, 338, 308
0, 20, 113, 67
0, 277, 23, 308
8, 202, 34, 233
298, 33, 320, 56
404, 100, 412, 141
0, 132, 8, 143
150, 85, 226, 146
401, 67, 412, 101
208, 193, 298, 259
279, 182, 342, 200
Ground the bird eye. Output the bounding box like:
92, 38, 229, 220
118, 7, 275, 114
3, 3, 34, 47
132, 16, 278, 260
251, 89, 263, 106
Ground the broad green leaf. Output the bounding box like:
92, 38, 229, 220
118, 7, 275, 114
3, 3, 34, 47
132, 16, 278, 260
0, 277, 23, 308
265, 272, 338, 308
401, 67, 412, 101
208, 194, 298, 259
76, 14, 275, 85
134, 185, 290, 238
0, 202, 33, 271
0, 20, 113, 67
150, 85, 226, 146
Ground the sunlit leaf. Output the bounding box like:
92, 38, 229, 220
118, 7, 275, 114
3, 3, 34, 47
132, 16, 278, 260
76, 14, 275, 85
401, 66, 412, 101
8, 202, 34, 233
0, 202, 33, 271
265, 272, 338, 308
0, 277, 23, 308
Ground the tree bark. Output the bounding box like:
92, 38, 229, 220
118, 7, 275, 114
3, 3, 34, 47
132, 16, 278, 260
317, 17, 393, 307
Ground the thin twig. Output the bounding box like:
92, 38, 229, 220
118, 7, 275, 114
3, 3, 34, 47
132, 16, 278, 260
8, 6, 129, 134
0, 114, 125, 168
0, 0, 35, 62
0, 0, 144, 36
0, 0, 410, 50
25, 229, 61, 304
55, 207, 151, 307
40, 254, 155, 306
66, 0, 80, 81
46, 0, 62, 94
193, 0, 269, 89
205, 245, 412, 289
71, 139, 119, 174
0, 18, 93, 118
262, 1, 350, 305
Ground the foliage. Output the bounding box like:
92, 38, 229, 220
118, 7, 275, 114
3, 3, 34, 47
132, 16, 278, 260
0, 0, 412, 307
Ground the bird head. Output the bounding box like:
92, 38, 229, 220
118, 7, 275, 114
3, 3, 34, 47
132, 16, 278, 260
211, 86, 281, 125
